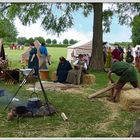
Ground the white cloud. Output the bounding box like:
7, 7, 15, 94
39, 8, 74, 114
103, 3, 113, 10
15, 18, 92, 43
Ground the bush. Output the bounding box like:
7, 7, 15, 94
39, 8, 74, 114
47, 44, 69, 48
24, 42, 30, 46
4, 42, 13, 47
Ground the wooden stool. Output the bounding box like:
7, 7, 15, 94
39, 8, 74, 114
82, 74, 96, 85
39, 69, 49, 80
50, 71, 57, 81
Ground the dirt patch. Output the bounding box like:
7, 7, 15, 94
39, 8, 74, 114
93, 98, 121, 131
26, 81, 85, 95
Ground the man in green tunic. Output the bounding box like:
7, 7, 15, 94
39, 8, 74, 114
108, 59, 139, 102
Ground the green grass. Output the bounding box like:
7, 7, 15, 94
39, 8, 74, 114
0, 46, 140, 137
5, 47, 67, 71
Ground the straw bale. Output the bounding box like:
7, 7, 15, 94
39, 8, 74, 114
82, 74, 95, 85
120, 89, 140, 111
50, 71, 57, 81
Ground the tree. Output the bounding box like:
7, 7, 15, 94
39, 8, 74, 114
27, 37, 34, 44
34, 36, 45, 44
1, 3, 138, 70
69, 39, 77, 45
89, 3, 103, 70
0, 18, 18, 42
63, 39, 69, 45
131, 15, 140, 46
17, 37, 27, 45
46, 38, 51, 44
52, 39, 57, 44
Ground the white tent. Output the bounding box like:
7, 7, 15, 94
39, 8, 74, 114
66, 40, 114, 62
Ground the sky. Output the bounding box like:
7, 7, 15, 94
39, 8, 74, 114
14, 3, 132, 44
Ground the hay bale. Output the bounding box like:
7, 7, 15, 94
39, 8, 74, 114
50, 71, 57, 81
82, 74, 95, 85
120, 89, 140, 111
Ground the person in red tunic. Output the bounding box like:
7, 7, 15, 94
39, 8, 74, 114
111, 44, 122, 61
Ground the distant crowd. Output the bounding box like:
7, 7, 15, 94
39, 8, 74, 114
103, 44, 140, 73
9, 44, 24, 50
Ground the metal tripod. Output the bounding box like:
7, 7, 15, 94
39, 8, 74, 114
4, 68, 52, 115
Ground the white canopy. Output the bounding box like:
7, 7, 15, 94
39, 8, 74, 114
66, 40, 113, 62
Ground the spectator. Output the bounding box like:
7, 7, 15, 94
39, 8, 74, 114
125, 46, 134, 63
104, 47, 112, 72
135, 47, 140, 73
111, 44, 122, 61
39, 42, 48, 69
28, 43, 39, 76
66, 54, 87, 85
55, 56, 72, 83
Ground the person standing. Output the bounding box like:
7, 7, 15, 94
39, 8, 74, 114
111, 44, 122, 61
39, 42, 48, 69
125, 46, 134, 63
108, 59, 139, 102
135, 47, 140, 73
28, 43, 39, 76
104, 47, 112, 72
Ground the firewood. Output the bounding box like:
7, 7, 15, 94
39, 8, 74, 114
88, 83, 116, 99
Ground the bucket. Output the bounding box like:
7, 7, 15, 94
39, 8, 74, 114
39, 69, 49, 80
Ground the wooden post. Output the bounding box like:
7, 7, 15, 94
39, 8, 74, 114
88, 83, 116, 99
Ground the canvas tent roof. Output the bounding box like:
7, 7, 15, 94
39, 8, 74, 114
66, 40, 113, 62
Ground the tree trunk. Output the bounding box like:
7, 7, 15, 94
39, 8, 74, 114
88, 3, 104, 71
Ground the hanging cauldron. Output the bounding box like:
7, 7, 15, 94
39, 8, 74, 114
27, 97, 42, 109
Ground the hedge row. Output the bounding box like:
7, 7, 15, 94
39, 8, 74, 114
3, 42, 70, 48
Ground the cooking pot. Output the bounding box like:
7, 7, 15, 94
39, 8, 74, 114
0, 89, 5, 97
27, 98, 42, 109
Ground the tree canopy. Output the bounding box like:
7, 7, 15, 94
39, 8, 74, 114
0, 18, 18, 42
131, 15, 140, 46
52, 39, 57, 44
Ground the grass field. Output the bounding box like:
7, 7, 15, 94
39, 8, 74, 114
0, 47, 140, 137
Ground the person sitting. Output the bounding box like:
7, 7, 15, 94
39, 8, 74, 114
55, 56, 72, 83
107, 59, 139, 102
66, 54, 87, 85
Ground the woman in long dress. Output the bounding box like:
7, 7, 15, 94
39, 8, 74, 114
104, 47, 112, 72
28, 43, 39, 76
